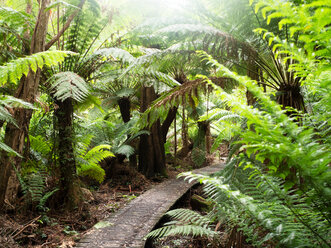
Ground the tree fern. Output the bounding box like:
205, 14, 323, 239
199, 51, 331, 201
146, 0, 331, 246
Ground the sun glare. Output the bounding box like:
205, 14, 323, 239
159, 0, 189, 10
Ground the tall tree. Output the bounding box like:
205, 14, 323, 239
0, 0, 86, 209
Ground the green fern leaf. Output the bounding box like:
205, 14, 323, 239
49, 71, 89, 102
0, 51, 75, 86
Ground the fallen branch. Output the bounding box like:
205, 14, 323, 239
11, 215, 41, 239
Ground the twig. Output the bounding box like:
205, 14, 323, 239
12, 215, 41, 239
41, 241, 52, 247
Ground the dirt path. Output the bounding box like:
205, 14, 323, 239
75, 164, 223, 248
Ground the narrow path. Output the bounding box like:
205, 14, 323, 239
75, 164, 223, 248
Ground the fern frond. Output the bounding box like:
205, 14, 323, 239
77, 143, 114, 183
0, 51, 75, 86
0, 141, 21, 157
49, 71, 89, 102
113, 144, 135, 158
146, 224, 217, 240
0, 105, 15, 125
166, 208, 212, 227
28, 172, 46, 203
180, 169, 331, 247
154, 23, 256, 60
199, 108, 241, 122
84, 144, 114, 164
29, 135, 52, 164
0, 95, 35, 109
37, 188, 58, 211
0, 7, 34, 27
93, 48, 135, 64
45, 1, 80, 11
0, 95, 35, 156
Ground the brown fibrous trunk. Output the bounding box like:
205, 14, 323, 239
54, 98, 82, 210
138, 86, 167, 177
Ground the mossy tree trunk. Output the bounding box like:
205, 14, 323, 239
54, 98, 82, 210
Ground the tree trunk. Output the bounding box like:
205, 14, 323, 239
161, 107, 178, 143
138, 86, 166, 177
117, 97, 137, 167
276, 85, 306, 113
205, 121, 211, 155
54, 98, 82, 210
246, 61, 259, 106
0, 0, 50, 209
118, 97, 131, 123
192, 121, 209, 168
181, 106, 190, 157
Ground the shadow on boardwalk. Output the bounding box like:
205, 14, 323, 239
75, 164, 223, 248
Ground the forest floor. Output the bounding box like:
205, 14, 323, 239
0, 147, 228, 248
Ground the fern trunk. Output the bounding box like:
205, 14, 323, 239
246, 60, 259, 106
118, 97, 131, 123
0, 0, 50, 209
161, 107, 178, 143
192, 121, 209, 167
54, 98, 82, 210
117, 97, 137, 167
180, 106, 190, 157
276, 85, 306, 113
138, 86, 167, 177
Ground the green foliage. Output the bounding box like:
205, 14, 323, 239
15, 165, 57, 212
199, 51, 331, 195
146, 208, 217, 240
0, 51, 75, 85
0, 7, 33, 28
29, 135, 52, 167
113, 144, 135, 158
76, 135, 114, 183
48, 71, 90, 102
147, 0, 331, 246
0, 6, 34, 63
0, 95, 35, 126
180, 168, 330, 247
0, 95, 35, 156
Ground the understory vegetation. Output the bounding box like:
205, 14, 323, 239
0, 0, 330, 247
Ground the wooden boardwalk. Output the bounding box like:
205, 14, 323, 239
75, 164, 223, 248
